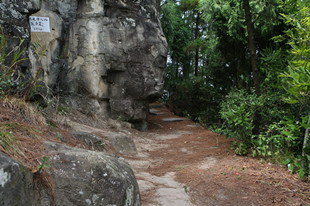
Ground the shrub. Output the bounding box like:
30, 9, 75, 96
219, 89, 263, 146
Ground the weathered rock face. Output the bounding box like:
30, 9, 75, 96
1, 1, 167, 127
29, 0, 168, 128
0, 152, 34, 206
45, 142, 140, 206
29, 0, 78, 89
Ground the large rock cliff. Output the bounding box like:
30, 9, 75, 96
30, 0, 168, 129
0, 0, 167, 128
0, 0, 167, 205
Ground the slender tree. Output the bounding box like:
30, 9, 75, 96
243, 0, 260, 96
180, 0, 202, 76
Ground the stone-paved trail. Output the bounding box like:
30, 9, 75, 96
124, 103, 310, 206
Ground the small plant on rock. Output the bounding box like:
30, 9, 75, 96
37, 156, 51, 174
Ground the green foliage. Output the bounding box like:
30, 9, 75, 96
219, 89, 263, 144
164, 76, 222, 124
0, 73, 13, 98
276, 3, 310, 178
161, 0, 195, 78
231, 141, 248, 156
37, 156, 51, 174
183, 185, 188, 193
199, 0, 245, 41
0, 25, 26, 97
279, 5, 310, 105
32, 42, 48, 58
199, 0, 282, 42
161, 0, 310, 179
0, 26, 27, 69
285, 154, 310, 179
218, 87, 310, 177
252, 116, 307, 157
57, 105, 69, 116
0, 24, 48, 101
218, 88, 305, 156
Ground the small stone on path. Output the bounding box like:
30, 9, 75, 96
156, 131, 192, 140
187, 125, 199, 128
157, 112, 169, 115
150, 108, 170, 116
150, 108, 160, 114
162, 118, 188, 122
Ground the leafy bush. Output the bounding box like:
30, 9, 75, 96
286, 154, 310, 179
251, 116, 306, 157
231, 141, 248, 156
218, 88, 309, 177
218, 88, 304, 155
219, 89, 263, 146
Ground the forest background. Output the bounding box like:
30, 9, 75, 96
160, 0, 310, 179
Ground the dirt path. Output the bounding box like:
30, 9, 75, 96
124, 102, 310, 206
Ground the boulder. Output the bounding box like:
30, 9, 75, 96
0, 143, 141, 206
104, 132, 138, 156
72, 131, 104, 150
45, 142, 140, 206
0, 152, 34, 206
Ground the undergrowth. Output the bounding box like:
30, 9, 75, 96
0, 97, 56, 204
0, 129, 24, 157
0, 24, 56, 202
0, 24, 48, 101
215, 88, 310, 180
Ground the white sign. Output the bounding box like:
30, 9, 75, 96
29, 16, 50, 33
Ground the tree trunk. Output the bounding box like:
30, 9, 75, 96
243, 0, 260, 96
182, 55, 191, 79
194, 12, 200, 77
302, 115, 310, 157
174, 61, 178, 79
302, 114, 310, 178
243, 0, 261, 134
